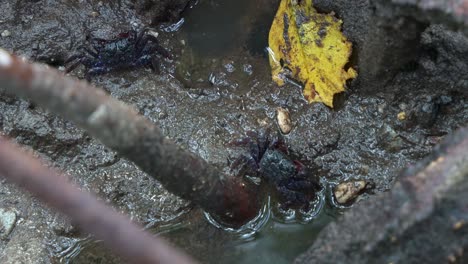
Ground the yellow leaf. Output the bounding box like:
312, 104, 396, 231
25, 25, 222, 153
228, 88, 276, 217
268, 0, 357, 108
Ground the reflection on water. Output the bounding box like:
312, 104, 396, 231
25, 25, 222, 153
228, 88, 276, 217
228, 213, 334, 264
204, 197, 272, 241
184, 190, 335, 264
63, 190, 337, 264
154, 204, 336, 264
181, 0, 280, 56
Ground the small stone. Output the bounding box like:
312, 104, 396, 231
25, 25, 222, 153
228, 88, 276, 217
447, 254, 457, 263
276, 107, 292, 134
257, 118, 269, 127
0, 208, 17, 239
377, 124, 404, 152
147, 30, 159, 39
377, 103, 386, 113
224, 62, 235, 73
334, 180, 367, 205
90, 11, 99, 17
158, 111, 167, 120
397, 111, 406, 120
453, 220, 465, 230
243, 64, 253, 75
440, 95, 452, 104
1, 30, 11, 38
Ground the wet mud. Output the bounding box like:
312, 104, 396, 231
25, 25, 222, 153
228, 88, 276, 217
0, 0, 466, 263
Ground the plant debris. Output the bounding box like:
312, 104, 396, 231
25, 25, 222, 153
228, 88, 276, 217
268, 0, 357, 107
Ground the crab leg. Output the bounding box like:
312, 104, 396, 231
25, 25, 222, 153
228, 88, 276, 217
82, 47, 99, 58
151, 57, 161, 74
64, 54, 81, 64
65, 59, 83, 73
144, 34, 171, 59
134, 28, 148, 49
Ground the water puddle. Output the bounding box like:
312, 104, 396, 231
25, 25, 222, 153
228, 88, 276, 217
58, 1, 341, 263
166, 206, 336, 264
180, 0, 279, 56
61, 187, 338, 264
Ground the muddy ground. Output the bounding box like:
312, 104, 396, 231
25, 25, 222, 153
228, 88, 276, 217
0, 0, 467, 263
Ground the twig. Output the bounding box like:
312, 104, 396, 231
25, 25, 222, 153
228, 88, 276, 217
0, 136, 197, 264
0, 49, 260, 226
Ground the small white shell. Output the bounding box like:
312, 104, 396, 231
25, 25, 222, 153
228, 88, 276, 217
276, 107, 292, 134
334, 180, 367, 205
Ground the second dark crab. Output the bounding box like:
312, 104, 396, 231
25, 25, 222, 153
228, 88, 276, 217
229, 130, 322, 214
65, 28, 171, 79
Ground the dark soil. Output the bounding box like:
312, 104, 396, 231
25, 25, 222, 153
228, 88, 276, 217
0, 0, 466, 263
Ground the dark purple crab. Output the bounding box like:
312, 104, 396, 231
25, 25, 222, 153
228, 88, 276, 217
65, 28, 170, 79
229, 130, 322, 211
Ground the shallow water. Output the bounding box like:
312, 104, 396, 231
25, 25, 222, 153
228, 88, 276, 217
64, 199, 337, 264
62, 1, 338, 263
168, 208, 336, 264
181, 0, 279, 56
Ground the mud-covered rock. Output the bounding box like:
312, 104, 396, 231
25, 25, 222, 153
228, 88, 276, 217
313, 0, 468, 96
377, 124, 405, 152
0, 0, 188, 64
418, 25, 468, 93
295, 127, 468, 264
392, 0, 468, 25
0, 0, 467, 263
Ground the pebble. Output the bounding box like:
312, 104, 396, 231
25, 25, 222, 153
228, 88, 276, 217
453, 220, 465, 230
377, 103, 386, 113
397, 111, 406, 120
257, 117, 269, 127
0, 208, 17, 239
224, 62, 235, 73
147, 30, 159, 39
1, 30, 11, 38
243, 64, 253, 75
334, 180, 367, 205
276, 107, 292, 134
377, 124, 404, 152
158, 111, 168, 120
